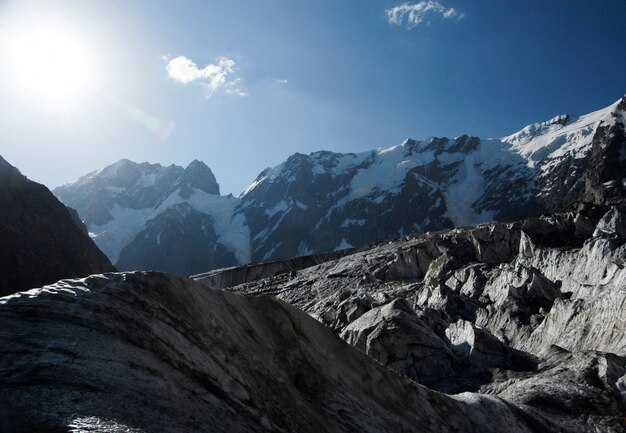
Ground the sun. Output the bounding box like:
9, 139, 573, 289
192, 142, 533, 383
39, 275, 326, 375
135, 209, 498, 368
5, 25, 97, 107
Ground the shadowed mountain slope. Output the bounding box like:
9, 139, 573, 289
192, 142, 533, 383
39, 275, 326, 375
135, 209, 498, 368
0, 155, 114, 296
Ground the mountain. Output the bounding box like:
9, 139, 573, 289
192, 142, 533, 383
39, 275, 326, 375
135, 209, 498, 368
195, 202, 626, 431
4, 95, 626, 432
54, 95, 626, 274
54, 159, 245, 275
239, 96, 625, 261
0, 271, 593, 433
0, 155, 115, 296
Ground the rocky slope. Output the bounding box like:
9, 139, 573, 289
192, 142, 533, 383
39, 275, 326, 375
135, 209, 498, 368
0, 271, 564, 433
194, 202, 626, 431
54, 95, 626, 273
0, 155, 114, 296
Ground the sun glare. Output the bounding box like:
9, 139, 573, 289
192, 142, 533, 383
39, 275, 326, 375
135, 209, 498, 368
5, 25, 97, 107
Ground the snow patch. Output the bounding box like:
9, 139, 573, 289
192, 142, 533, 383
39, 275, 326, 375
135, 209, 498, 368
297, 241, 312, 256
217, 213, 251, 263
502, 99, 620, 167
105, 186, 125, 195
334, 238, 352, 251
442, 139, 504, 227
90, 204, 158, 263
265, 200, 290, 217
241, 175, 267, 196
295, 200, 309, 210
262, 244, 280, 261
340, 219, 366, 228
346, 146, 432, 203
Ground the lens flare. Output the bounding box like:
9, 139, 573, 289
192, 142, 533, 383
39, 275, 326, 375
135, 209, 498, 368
99, 91, 175, 142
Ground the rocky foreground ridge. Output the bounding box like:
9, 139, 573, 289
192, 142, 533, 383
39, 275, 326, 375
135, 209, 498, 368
193, 202, 626, 431
1, 272, 564, 433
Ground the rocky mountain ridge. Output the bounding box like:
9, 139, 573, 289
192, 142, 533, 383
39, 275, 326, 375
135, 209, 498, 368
54, 95, 626, 275
54, 159, 244, 275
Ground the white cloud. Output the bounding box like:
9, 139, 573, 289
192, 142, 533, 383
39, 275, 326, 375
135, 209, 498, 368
276, 79, 288, 84
165, 55, 247, 97
386, 1, 463, 28
223, 78, 249, 97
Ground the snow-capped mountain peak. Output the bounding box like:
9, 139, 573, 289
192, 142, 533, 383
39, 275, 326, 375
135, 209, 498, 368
502, 97, 622, 165
53, 159, 244, 272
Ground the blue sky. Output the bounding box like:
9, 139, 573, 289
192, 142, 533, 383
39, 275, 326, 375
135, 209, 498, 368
0, 0, 625, 195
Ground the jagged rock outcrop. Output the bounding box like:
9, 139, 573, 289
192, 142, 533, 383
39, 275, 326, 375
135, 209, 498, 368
0, 155, 114, 296
195, 203, 626, 431
0, 271, 564, 433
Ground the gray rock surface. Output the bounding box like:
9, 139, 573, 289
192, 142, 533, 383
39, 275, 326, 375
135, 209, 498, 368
0, 271, 561, 433
594, 206, 626, 237
0, 155, 115, 297
195, 203, 626, 430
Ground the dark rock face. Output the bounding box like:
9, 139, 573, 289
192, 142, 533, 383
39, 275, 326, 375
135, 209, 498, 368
0, 156, 114, 297
0, 272, 558, 433
196, 203, 626, 431
116, 203, 238, 275
583, 101, 626, 205
179, 159, 220, 197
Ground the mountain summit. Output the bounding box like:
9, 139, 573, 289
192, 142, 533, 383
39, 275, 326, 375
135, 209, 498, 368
54, 159, 240, 275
